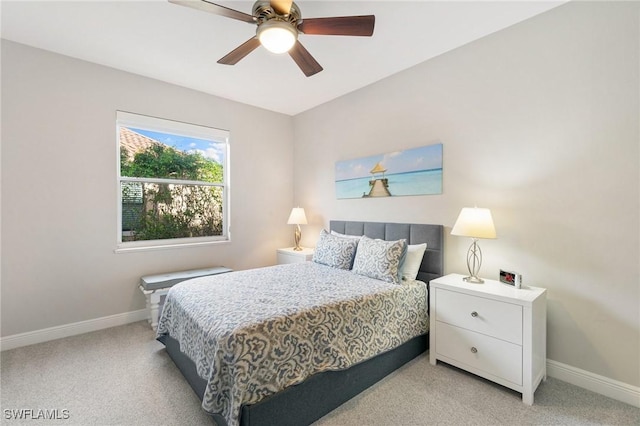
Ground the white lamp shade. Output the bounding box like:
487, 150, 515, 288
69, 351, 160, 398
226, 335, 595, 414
257, 21, 297, 54
287, 207, 307, 225
451, 207, 496, 239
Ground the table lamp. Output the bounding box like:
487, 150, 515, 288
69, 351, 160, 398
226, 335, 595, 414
451, 207, 496, 283
287, 207, 307, 251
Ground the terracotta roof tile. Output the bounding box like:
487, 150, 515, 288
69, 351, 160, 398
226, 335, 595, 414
119, 127, 161, 160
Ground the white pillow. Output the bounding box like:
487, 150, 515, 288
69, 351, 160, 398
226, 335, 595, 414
330, 230, 362, 240
400, 243, 427, 281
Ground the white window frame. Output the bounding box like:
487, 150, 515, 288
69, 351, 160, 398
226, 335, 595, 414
115, 111, 230, 253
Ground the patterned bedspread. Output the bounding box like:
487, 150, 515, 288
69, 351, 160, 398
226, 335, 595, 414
156, 262, 428, 426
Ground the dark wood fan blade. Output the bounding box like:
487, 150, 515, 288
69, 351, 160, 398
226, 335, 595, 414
288, 41, 323, 77
298, 15, 375, 36
270, 0, 292, 16
169, 0, 255, 23
217, 38, 261, 65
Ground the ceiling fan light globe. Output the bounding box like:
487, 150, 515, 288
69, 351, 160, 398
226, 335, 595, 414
257, 21, 297, 54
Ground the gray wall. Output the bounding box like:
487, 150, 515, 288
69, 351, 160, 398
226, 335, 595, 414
2, 1, 638, 391
1, 40, 295, 336
293, 2, 639, 387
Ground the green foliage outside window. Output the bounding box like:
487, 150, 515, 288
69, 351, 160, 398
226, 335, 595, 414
121, 144, 222, 183
121, 144, 224, 242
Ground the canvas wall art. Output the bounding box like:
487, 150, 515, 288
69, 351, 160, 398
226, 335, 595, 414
335, 143, 443, 199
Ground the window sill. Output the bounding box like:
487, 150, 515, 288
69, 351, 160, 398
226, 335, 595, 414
114, 238, 230, 254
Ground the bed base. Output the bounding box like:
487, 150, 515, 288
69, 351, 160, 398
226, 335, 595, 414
158, 333, 428, 426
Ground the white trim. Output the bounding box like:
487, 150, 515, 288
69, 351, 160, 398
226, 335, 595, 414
0, 309, 149, 351
116, 110, 229, 141
120, 176, 225, 187
115, 238, 230, 253
547, 359, 640, 408
116, 110, 230, 250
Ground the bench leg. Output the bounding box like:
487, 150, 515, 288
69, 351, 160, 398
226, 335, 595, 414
150, 292, 161, 330
145, 295, 152, 324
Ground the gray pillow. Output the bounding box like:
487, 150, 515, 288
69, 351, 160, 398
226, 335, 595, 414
352, 236, 407, 284
312, 229, 359, 270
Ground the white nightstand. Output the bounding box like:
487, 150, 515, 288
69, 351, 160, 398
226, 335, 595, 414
429, 273, 547, 405
277, 247, 314, 264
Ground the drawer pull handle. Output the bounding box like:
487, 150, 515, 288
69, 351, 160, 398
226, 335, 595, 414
470, 347, 478, 354
471, 311, 478, 317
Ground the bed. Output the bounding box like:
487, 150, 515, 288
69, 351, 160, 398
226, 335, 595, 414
157, 220, 443, 426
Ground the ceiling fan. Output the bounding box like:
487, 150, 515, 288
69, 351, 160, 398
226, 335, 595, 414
169, 0, 375, 77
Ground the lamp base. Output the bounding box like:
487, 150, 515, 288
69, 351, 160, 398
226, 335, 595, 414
463, 239, 485, 284
293, 225, 302, 251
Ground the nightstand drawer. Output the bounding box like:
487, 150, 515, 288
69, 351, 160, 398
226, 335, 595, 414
435, 288, 523, 344
435, 321, 523, 386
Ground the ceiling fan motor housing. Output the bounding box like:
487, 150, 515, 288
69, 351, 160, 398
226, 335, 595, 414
252, 1, 301, 26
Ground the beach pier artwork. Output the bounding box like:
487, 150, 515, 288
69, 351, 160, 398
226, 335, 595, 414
335, 143, 443, 199
364, 162, 391, 197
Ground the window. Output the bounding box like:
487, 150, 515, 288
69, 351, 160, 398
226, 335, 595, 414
116, 111, 229, 251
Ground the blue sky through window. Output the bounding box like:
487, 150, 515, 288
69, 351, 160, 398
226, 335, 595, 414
130, 128, 225, 164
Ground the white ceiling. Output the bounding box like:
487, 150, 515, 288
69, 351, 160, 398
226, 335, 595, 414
1, 1, 565, 116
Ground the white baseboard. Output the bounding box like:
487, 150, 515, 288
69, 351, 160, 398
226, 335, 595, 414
547, 359, 640, 408
0, 309, 149, 351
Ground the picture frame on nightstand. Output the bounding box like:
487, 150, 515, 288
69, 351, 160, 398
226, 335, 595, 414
499, 269, 522, 288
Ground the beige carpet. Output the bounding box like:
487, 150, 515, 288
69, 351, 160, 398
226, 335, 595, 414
1, 321, 638, 425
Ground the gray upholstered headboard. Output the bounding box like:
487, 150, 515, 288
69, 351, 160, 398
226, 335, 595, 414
329, 220, 444, 284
